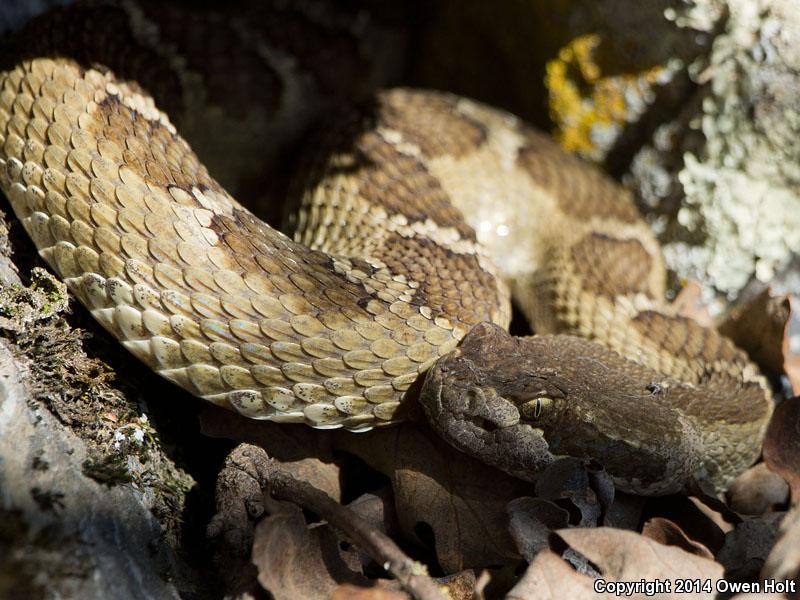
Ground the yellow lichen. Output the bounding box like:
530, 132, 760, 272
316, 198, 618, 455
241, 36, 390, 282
545, 33, 666, 160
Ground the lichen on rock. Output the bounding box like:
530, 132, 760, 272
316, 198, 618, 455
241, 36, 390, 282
0, 209, 203, 596
543, 0, 719, 162
628, 0, 800, 302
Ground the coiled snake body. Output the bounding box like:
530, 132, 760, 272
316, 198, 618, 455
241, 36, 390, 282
0, 1, 773, 494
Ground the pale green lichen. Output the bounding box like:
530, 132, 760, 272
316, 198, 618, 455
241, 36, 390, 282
667, 153, 800, 296
664, 0, 726, 32
631, 0, 800, 301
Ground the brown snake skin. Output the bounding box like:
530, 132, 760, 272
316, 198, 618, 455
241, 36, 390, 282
0, 1, 773, 493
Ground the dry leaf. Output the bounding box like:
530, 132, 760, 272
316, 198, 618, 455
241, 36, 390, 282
717, 514, 784, 582
641, 495, 727, 553
762, 397, 800, 502
556, 527, 723, 581
200, 406, 343, 501
688, 479, 743, 526
507, 497, 570, 561
762, 504, 800, 583
347, 490, 398, 569
329, 572, 476, 600
534, 458, 614, 526
332, 583, 408, 600
252, 504, 368, 600
719, 289, 796, 390
507, 549, 597, 599
641, 517, 714, 559
728, 463, 789, 515
788, 354, 800, 398
511, 527, 723, 599
673, 280, 715, 327
333, 424, 530, 573
348, 489, 397, 535
605, 492, 646, 530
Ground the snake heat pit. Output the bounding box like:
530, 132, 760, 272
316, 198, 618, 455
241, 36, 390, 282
0, 1, 773, 496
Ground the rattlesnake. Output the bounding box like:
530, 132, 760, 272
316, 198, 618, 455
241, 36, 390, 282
0, 0, 773, 494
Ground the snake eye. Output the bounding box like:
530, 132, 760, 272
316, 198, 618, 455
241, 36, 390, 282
522, 396, 553, 420
534, 398, 543, 418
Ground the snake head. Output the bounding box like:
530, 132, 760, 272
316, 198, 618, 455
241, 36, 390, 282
420, 322, 701, 494
420, 322, 565, 478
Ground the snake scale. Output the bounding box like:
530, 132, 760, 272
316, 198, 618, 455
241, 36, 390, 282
0, 0, 773, 494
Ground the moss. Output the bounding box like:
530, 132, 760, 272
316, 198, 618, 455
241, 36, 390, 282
0, 267, 195, 541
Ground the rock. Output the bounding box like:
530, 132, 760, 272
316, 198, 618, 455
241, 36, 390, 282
0, 341, 185, 598
0, 200, 205, 599
627, 0, 800, 306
